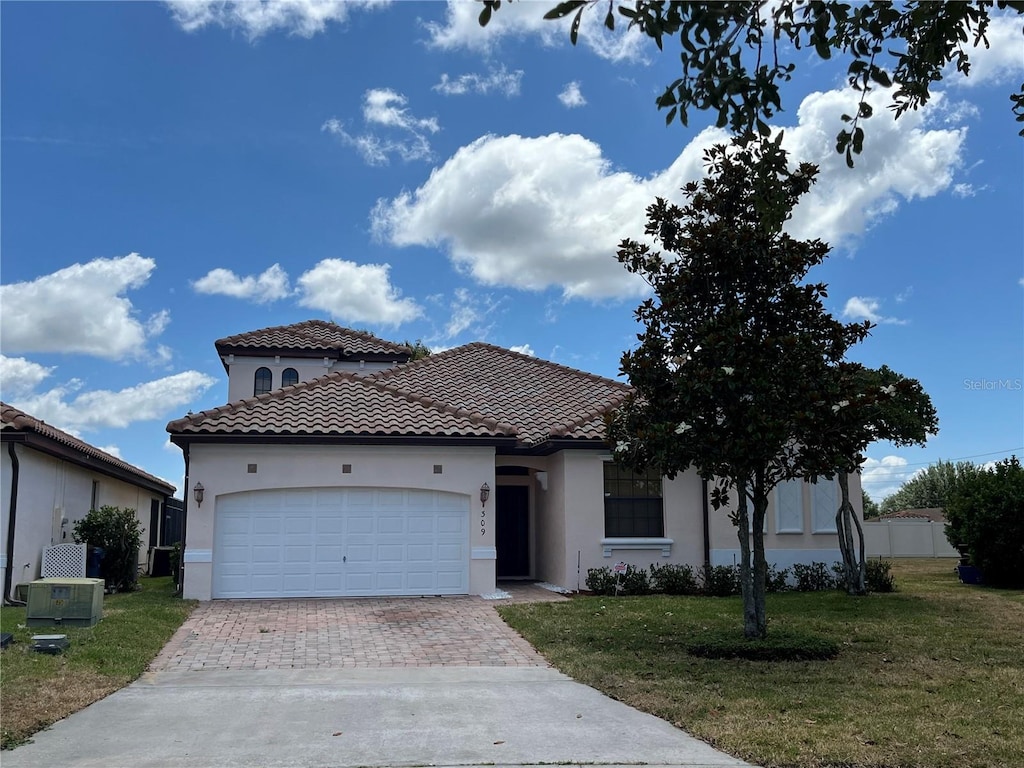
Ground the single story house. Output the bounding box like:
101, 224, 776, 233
167, 320, 860, 600
2, 402, 176, 601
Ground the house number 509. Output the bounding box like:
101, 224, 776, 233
480, 509, 486, 536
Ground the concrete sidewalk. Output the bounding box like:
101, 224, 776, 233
3, 666, 754, 768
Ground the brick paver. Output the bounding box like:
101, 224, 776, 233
151, 586, 565, 672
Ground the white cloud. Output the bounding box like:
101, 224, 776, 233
442, 287, 502, 340
558, 81, 586, 108
861, 455, 914, 502
192, 264, 291, 303
10, 371, 218, 433
96, 444, 123, 459
946, 14, 1024, 88
425, 0, 648, 63
509, 343, 535, 357
373, 84, 967, 301
165, 0, 388, 40
433, 66, 523, 97
0, 253, 169, 361
372, 130, 719, 300
296, 259, 421, 326
0, 355, 55, 399
842, 297, 907, 326
780, 88, 965, 248
323, 89, 438, 166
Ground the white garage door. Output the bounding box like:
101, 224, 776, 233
213, 488, 469, 598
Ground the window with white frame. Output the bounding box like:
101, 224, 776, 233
254, 366, 272, 396
811, 478, 839, 533
603, 463, 664, 537
775, 479, 804, 533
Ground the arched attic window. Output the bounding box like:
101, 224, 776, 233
281, 368, 299, 387
254, 367, 272, 396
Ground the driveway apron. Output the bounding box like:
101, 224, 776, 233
4, 587, 754, 768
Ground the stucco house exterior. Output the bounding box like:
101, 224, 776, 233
167, 320, 860, 601
2, 402, 176, 602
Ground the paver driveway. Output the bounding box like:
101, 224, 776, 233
152, 585, 560, 672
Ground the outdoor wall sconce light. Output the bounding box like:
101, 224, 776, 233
479, 482, 490, 507
193, 481, 205, 508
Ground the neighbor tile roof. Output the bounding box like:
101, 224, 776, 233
168, 343, 630, 448
166, 372, 519, 439
1, 402, 175, 493
878, 508, 946, 522
215, 320, 411, 357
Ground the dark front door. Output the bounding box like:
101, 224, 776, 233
496, 485, 529, 578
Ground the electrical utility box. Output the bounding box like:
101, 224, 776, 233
26, 578, 104, 627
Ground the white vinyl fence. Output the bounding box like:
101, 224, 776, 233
864, 520, 959, 558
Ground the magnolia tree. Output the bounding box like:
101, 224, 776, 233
798, 364, 937, 594
479, 0, 1024, 165
606, 138, 937, 636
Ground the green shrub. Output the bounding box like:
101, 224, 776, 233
686, 629, 840, 661
865, 559, 896, 592
765, 564, 792, 593
72, 506, 143, 592
945, 456, 1024, 588
701, 564, 741, 596
585, 567, 618, 595
792, 562, 836, 592
650, 563, 700, 595
620, 564, 652, 595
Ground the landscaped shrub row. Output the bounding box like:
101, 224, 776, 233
586, 559, 895, 596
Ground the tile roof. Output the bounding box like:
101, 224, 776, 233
168, 343, 630, 448
1, 402, 175, 494
215, 320, 411, 357
877, 508, 946, 522
166, 372, 519, 439
369, 343, 630, 445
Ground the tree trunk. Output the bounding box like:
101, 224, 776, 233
750, 475, 769, 638
836, 471, 866, 595
733, 477, 758, 638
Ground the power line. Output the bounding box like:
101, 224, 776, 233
861, 447, 1023, 478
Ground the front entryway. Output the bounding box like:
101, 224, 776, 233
495, 485, 529, 578
212, 488, 470, 598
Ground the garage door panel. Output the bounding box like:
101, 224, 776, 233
213, 488, 469, 598
408, 516, 435, 534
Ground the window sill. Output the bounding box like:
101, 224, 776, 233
601, 537, 673, 558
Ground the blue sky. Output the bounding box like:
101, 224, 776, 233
2, 1, 1022, 502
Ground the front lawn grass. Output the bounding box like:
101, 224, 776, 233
0, 577, 195, 750
498, 559, 1024, 768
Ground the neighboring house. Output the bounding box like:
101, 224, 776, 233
877, 508, 946, 523
2, 402, 176, 601
167, 320, 861, 601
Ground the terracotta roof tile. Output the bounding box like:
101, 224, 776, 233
369, 343, 630, 445
1, 402, 175, 493
215, 320, 411, 357
167, 372, 518, 439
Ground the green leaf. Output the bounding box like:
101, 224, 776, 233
544, 0, 587, 21
605, 9, 615, 30
570, 6, 584, 45
478, 3, 492, 27
665, 106, 678, 125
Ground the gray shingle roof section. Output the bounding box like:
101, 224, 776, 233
215, 320, 411, 358
2, 402, 175, 494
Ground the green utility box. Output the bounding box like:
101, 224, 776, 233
26, 578, 104, 627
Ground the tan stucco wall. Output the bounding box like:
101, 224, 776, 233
181, 443, 496, 600
225, 355, 394, 403
708, 474, 863, 570
1, 444, 160, 594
